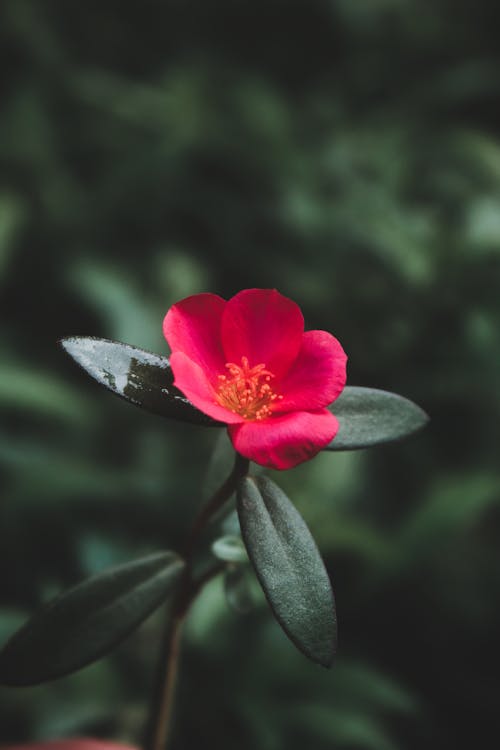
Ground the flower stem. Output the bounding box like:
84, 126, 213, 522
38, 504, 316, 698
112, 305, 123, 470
145, 612, 184, 750
184, 452, 250, 557
144, 452, 249, 750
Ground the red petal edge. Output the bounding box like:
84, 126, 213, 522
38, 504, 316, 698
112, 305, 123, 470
169, 352, 244, 424
228, 409, 338, 470
163, 293, 226, 376
274, 330, 347, 413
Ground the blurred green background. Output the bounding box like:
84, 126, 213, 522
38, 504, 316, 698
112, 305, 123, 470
1, 0, 500, 748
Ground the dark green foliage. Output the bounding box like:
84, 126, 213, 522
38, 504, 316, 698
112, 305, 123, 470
237, 477, 336, 667
62, 339, 426, 445
61, 337, 220, 425
0, 553, 184, 686
1, 0, 499, 748
211, 535, 248, 564
328, 387, 429, 450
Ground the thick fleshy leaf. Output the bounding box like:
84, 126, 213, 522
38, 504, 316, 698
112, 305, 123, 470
61, 337, 220, 425
237, 476, 336, 667
326, 386, 429, 450
0, 552, 184, 686
211, 535, 248, 563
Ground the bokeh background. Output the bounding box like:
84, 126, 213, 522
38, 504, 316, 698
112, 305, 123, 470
1, 0, 500, 748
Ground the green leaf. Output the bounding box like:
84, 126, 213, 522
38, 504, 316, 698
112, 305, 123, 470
61, 337, 220, 426
327, 386, 429, 450
237, 476, 336, 667
211, 535, 248, 563
0, 552, 184, 686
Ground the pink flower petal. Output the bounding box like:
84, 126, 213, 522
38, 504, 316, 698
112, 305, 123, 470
273, 330, 347, 413
1, 741, 137, 750
228, 409, 338, 470
163, 293, 226, 376
170, 352, 244, 424
221, 289, 303, 379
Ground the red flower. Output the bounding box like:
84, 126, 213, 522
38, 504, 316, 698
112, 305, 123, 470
163, 289, 347, 470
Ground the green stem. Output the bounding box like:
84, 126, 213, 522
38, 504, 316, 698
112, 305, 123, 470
144, 452, 249, 750
145, 612, 184, 750
184, 452, 250, 557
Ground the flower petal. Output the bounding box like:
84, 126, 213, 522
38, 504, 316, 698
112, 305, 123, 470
274, 330, 347, 413
170, 352, 244, 424
228, 409, 338, 470
221, 289, 303, 379
163, 293, 226, 376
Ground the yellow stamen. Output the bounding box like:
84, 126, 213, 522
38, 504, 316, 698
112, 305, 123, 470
215, 356, 283, 420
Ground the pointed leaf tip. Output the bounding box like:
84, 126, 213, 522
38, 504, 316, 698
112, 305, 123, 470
61, 336, 221, 426
327, 386, 429, 451
0, 551, 185, 686
237, 476, 336, 667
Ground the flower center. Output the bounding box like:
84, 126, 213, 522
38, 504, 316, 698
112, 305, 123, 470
216, 356, 283, 420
